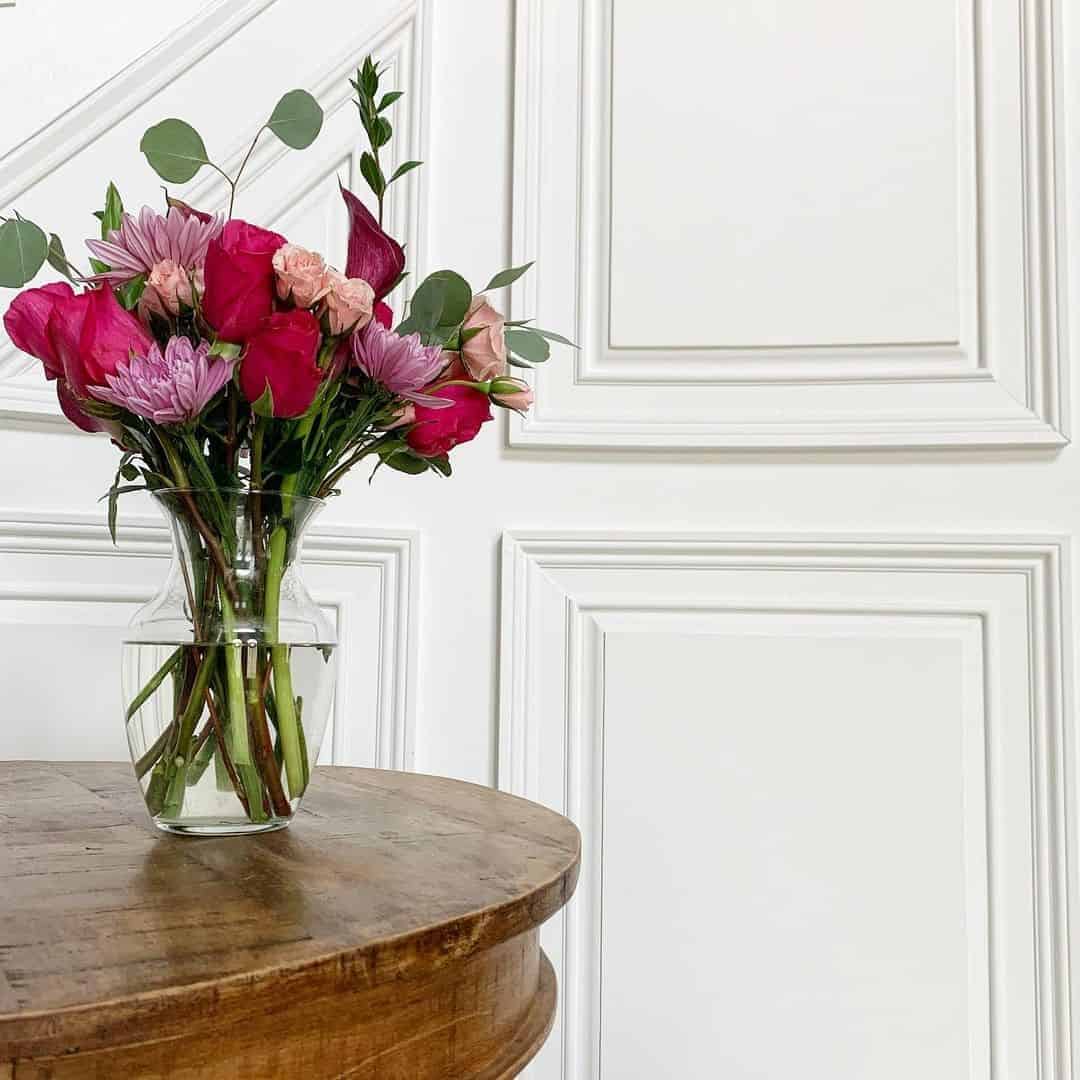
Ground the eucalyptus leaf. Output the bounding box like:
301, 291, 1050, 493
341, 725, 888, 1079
505, 328, 550, 364
140, 120, 210, 183
267, 89, 324, 150
484, 261, 534, 291
0, 218, 48, 287
530, 326, 578, 347
411, 269, 472, 333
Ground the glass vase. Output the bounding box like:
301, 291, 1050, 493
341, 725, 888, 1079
123, 488, 337, 835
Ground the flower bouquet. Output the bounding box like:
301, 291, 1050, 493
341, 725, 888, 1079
0, 57, 568, 834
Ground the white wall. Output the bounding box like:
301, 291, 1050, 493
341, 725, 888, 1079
1, 2, 1079, 1078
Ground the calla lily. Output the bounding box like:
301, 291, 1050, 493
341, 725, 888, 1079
340, 183, 405, 300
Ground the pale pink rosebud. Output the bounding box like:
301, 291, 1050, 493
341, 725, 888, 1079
461, 294, 507, 382
325, 270, 375, 335
489, 375, 534, 412
272, 243, 332, 309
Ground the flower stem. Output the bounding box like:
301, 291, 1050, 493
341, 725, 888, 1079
265, 523, 305, 798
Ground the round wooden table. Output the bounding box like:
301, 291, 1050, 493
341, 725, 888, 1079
0, 762, 580, 1079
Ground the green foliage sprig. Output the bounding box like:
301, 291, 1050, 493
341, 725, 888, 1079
140, 88, 324, 217
350, 56, 421, 226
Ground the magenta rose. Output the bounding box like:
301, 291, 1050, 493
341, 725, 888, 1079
239, 309, 323, 418
3, 282, 75, 380
406, 360, 492, 457
55, 286, 154, 401
203, 220, 287, 341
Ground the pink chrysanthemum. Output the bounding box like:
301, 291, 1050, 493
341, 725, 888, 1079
351, 320, 451, 407
90, 337, 233, 425
86, 206, 223, 285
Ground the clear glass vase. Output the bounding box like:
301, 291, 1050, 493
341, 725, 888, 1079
123, 488, 337, 835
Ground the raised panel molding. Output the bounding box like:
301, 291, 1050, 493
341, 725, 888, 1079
0, 0, 430, 425
0, 512, 418, 769
508, 0, 1068, 449
499, 532, 1074, 1078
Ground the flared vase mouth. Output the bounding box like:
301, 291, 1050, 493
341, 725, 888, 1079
151, 487, 327, 511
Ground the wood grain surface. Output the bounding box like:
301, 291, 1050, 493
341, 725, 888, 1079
0, 762, 580, 1078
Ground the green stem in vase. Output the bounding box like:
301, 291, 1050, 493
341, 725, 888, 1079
265, 522, 305, 799
161, 646, 217, 817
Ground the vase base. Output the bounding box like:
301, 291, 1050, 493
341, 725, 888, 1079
153, 817, 292, 837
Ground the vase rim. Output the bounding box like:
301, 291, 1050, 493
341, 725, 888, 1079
151, 486, 327, 510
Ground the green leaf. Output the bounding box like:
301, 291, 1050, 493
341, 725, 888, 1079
484, 261, 534, 291
505, 328, 550, 364
506, 354, 535, 369
101, 182, 123, 239
267, 89, 324, 150
140, 119, 211, 183
251, 383, 275, 418
373, 116, 392, 148
406, 269, 472, 335
120, 461, 139, 482
530, 326, 578, 347
359, 151, 384, 197
389, 159, 422, 184
384, 451, 430, 475
0, 218, 48, 287
89, 257, 110, 275
378, 90, 404, 112
427, 453, 452, 478
209, 341, 242, 360
47, 234, 76, 283
117, 274, 146, 311
360, 57, 379, 99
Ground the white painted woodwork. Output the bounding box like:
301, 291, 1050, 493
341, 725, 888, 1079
2, 3, 1080, 1078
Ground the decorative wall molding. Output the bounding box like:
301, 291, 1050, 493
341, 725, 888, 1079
0, 512, 419, 769
0, 0, 430, 426
499, 531, 1074, 1078
507, 0, 1068, 449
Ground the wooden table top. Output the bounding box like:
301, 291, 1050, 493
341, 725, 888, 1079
0, 762, 580, 1078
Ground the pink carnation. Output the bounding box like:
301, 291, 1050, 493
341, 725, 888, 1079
89, 337, 233, 425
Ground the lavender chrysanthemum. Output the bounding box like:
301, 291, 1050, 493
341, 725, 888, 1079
352, 320, 451, 407
86, 206, 223, 285
90, 337, 233, 425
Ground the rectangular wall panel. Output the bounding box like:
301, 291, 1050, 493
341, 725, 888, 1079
499, 533, 1074, 1079
508, 0, 1067, 448
0, 514, 418, 770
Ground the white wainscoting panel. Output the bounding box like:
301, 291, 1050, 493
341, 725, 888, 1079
0, 0, 430, 424
0, 512, 418, 769
499, 533, 1074, 1079
508, 0, 1068, 448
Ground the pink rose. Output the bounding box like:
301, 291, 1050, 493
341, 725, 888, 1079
202, 220, 286, 342
490, 375, 534, 412
239, 309, 323, 418
272, 243, 332, 309
3, 282, 75, 380
324, 271, 375, 335
460, 294, 507, 382
406, 359, 492, 457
